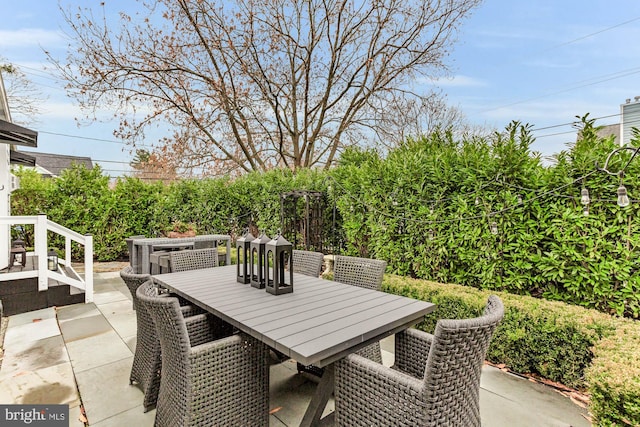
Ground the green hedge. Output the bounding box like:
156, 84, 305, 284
382, 274, 639, 425
10, 132, 640, 423
11, 118, 640, 319
588, 322, 640, 426
334, 119, 640, 318
10, 167, 333, 261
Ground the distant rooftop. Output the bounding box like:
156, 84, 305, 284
596, 123, 620, 142
18, 151, 93, 178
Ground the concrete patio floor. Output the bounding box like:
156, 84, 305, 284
0, 270, 591, 426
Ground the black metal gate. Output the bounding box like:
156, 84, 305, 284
280, 190, 324, 252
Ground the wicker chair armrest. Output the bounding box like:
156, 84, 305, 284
336, 353, 424, 425
188, 333, 268, 370
190, 333, 240, 357
180, 304, 202, 318
189, 333, 268, 362
175, 294, 191, 306
184, 314, 235, 347
167, 290, 205, 315
173, 294, 205, 313
393, 328, 433, 379
341, 352, 422, 390
185, 314, 216, 346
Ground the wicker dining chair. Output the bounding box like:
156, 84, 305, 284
334, 255, 387, 361
120, 266, 150, 311
292, 250, 325, 277
297, 255, 387, 376
169, 247, 218, 272
333, 255, 387, 291
120, 266, 202, 312
137, 281, 270, 426
334, 295, 505, 427
130, 279, 221, 412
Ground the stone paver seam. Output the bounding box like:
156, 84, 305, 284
55, 306, 88, 426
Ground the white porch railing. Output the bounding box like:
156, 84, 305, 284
0, 214, 93, 303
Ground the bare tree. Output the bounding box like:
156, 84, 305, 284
130, 148, 178, 182
0, 58, 47, 126
51, 0, 482, 175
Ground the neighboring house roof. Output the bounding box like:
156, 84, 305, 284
10, 150, 36, 167
597, 124, 620, 142
18, 151, 93, 178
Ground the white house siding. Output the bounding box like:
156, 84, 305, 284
0, 73, 11, 270
0, 145, 8, 269
621, 99, 640, 146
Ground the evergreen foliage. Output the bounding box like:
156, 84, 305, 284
10, 117, 640, 423
11, 117, 640, 317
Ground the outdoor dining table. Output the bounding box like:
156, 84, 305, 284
130, 235, 231, 274
153, 264, 436, 426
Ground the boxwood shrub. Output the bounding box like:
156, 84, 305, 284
382, 274, 640, 426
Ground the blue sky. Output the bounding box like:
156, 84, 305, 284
1, 0, 639, 176
443, 0, 640, 157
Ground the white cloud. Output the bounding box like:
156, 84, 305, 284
480, 99, 609, 123
39, 100, 85, 120
0, 29, 64, 48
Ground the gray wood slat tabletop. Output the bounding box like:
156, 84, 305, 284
154, 264, 436, 367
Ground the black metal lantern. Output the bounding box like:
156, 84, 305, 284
265, 233, 293, 295
250, 233, 271, 289
10, 239, 26, 267
47, 248, 58, 271
236, 230, 255, 284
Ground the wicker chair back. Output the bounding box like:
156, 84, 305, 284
170, 248, 218, 272
335, 295, 504, 427
292, 250, 324, 277
137, 280, 270, 426
333, 255, 387, 290
120, 265, 150, 310
421, 295, 504, 425
129, 279, 162, 411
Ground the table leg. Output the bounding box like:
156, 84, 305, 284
225, 239, 231, 266
141, 245, 150, 274
300, 364, 335, 427
131, 243, 139, 273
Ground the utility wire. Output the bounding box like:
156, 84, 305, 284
38, 112, 620, 147
478, 12, 640, 113
534, 130, 579, 139
531, 113, 621, 132
39, 130, 124, 145
482, 68, 640, 113
541, 16, 640, 52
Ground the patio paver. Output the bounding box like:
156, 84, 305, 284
0, 270, 592, 426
